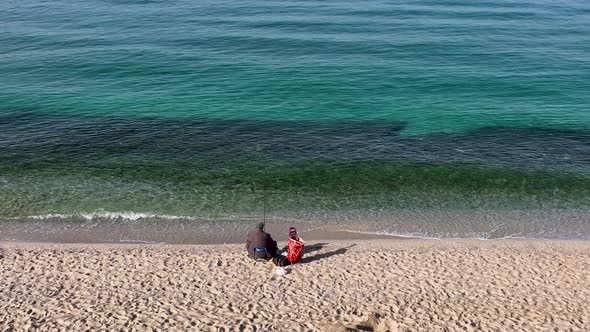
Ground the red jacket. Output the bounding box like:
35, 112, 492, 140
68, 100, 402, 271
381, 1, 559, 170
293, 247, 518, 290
286, 236, 304, 263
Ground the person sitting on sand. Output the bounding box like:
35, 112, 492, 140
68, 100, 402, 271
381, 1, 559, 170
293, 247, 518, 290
273, 227, 305, 266
246, 222, 278, 260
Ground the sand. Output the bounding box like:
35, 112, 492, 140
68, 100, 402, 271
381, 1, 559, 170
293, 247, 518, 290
1, 239, 589, 331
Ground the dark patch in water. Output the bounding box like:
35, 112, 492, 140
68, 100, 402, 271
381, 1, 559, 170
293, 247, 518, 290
1, 110, 589, 173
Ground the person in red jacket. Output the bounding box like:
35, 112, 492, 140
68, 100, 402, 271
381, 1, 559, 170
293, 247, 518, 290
274, 227, 305, 266
285, 227, 304, 263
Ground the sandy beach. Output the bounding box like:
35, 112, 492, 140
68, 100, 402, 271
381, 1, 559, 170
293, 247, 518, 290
1, 239, 589, 331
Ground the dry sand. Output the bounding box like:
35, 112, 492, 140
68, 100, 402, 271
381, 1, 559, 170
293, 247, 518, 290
1, 239, 589, 331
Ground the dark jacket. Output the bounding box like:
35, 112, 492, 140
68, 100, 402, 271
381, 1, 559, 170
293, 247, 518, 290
246, 229, 278, 260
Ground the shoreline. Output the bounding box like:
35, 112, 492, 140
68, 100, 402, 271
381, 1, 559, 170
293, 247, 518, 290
3, 208, 590, 244
2, 237, 590, 251
5, 231, 590, 246
2, 234, 590, 247
2, 218, 590, 245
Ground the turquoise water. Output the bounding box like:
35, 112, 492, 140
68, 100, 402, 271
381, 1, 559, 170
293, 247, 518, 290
1, 0, 590, 240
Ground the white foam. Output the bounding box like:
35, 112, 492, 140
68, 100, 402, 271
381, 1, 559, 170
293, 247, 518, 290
20, 210, 194, 221
338, 229, 527, 241
339, 229, 445, 240
14, 211, 316, 224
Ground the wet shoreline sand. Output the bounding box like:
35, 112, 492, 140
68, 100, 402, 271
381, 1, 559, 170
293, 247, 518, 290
0, 221, 416, 245
1, 239, 589, 331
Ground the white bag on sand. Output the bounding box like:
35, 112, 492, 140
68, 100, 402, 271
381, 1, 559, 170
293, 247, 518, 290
274, 267, 288, 276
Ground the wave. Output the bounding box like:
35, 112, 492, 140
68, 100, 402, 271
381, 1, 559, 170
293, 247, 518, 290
9, 210, 300, 223
340, 229, 531, 241
22, 211, 195, 221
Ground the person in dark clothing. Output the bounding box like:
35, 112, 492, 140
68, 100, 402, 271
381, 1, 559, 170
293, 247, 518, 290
245, 222, 278, 260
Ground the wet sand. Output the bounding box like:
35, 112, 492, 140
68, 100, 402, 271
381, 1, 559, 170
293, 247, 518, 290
1, 239, 589, 331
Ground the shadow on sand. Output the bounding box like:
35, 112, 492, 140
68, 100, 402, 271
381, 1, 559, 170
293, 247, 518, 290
300, 243, 357, 264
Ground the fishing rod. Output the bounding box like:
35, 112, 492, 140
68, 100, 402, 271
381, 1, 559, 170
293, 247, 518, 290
257, 144, 267, 226
263, 155, 268, 226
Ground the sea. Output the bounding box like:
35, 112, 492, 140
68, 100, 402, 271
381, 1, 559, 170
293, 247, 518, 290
1, 0, 590, 242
